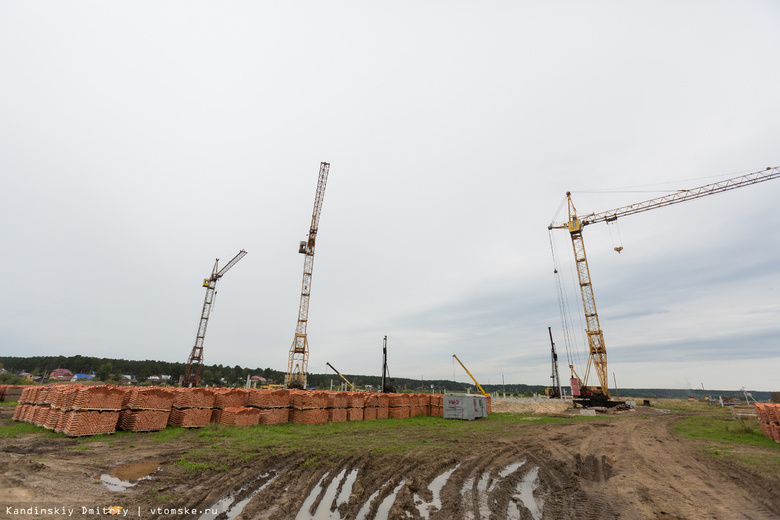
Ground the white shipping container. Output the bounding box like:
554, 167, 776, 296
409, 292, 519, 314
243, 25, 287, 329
443, 393, 487, 420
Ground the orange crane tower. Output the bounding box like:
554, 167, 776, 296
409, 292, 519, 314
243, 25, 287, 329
183, 249, 247, 387
548, 166, 779, 403
285, 162, 330, 389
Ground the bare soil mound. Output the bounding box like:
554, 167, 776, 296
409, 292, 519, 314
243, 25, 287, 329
490, 399, 571, 415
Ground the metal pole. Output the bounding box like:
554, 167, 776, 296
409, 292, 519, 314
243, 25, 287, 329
381, 336, 387, 393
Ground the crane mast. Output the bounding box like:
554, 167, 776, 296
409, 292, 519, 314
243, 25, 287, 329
286, 162, 330, 389
549, 166, 779, 402
184, 249, 247, 387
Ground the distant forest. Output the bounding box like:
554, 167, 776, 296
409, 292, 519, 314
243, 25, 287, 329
0, 355, 771, 401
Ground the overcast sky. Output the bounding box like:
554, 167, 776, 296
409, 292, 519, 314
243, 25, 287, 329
1, 1, 778, 392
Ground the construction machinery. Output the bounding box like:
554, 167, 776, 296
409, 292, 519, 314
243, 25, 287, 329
380, 335, 395, 393
285, 162, 330, 389
452, 354, 489, 397
546, 327, 563, 399
548, 166, 780, 405
326, 362, 355, 391
183, 249, 248, 387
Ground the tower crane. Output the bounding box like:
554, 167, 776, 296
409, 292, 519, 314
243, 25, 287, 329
183, 249, 247, 387
548, 166, 780, 404
285, 162, 330, 389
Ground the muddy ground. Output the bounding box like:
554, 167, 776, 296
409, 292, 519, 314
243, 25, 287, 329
1, 402, 778, 520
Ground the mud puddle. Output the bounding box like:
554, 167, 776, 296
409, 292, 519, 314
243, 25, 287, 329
200, 471, 278, 520
94, 459, 161, 492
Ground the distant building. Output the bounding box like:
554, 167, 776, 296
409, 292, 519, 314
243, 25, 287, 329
147, 375, 172, 383
70, 374, 94, 381
119, 375, 138, 385
50, 368, 73, 381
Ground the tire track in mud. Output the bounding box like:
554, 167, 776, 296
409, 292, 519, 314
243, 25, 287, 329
193, 445, 554, 520
3, 406, 779, 520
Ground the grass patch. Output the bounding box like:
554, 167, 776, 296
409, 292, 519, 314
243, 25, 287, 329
181, 413, 613, 465
177, 454, 228, 473
152, 426, 191, 442
674, 413, 780, 475
0, 422, 57, 438
0, 402, 19, 406
674, 414, 774, 447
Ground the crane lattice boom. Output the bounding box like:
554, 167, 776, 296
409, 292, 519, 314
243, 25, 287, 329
549, 166, 779, 401
286, 162, 330, 389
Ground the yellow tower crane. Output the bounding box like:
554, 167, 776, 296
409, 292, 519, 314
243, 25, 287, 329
183, 249, 247, 387
548, 166, 779, 405
285, 162, 330, 389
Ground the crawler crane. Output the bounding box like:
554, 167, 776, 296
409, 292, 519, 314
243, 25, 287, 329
548, 166, 779, 405
183, 249, 247, 387
286, 162, 330, 389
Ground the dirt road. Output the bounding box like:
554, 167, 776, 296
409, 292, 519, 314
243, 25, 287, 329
1, 403, 777, 520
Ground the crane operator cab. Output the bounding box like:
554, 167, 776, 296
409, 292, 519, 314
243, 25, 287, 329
568, 216, 582, 233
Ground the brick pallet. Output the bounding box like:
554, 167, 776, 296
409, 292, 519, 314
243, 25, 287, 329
259, 408, 290, 425
168, 388, 215, 428
291, 408, 328, 425
44, 408, 62, 430
247, 389, 290, 409
323, 391, 348, 409
73, 385, 126, 411
755, 403, 780, 443
212, 406, 262, 427
123, 387, 176, 411
118, 409, 170, 432
172, 388, 215, 408
327, 408, 348, 423
60, 410, 121, 437
168, 407, 213, 428
291, 390, 329, 410
213, 389, 249, 409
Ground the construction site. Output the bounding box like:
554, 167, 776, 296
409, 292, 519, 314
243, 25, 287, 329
1, 164, 779, 519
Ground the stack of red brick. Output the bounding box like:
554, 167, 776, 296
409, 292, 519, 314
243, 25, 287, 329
290, 390, 329, 425
755, 403, 780, 443
211, 389, 262, 426
14, 385, 125, 437
0, 384, 26, 403
168, 388, 215, 428
247, 389, 290, 425
119, 387, 175, 432
13, 386, 485, 434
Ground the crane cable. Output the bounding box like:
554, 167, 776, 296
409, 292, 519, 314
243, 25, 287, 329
548, 229, 587, 376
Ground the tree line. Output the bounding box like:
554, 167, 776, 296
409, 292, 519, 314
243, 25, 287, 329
0, 355, 768, 400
